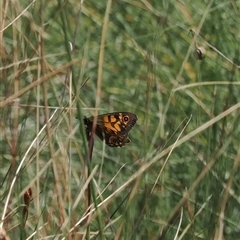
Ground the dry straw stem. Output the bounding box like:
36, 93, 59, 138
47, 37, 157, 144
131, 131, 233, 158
151, 116, 192, 194
0, 60, 78, 108
214, 148, 240, 239
174, 208, 183, 240
0, 0, 36, 33
178, 195, 212, 240
0, 227, 11, 240
94, 0, 112, 116
0, 108, 59, 228
174, 81, 240, 92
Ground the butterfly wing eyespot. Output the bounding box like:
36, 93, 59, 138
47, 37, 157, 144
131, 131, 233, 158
108, 135, 119, 147
123, 115, 129, 122
84, 112, 137, 147
118, 112, 137, 134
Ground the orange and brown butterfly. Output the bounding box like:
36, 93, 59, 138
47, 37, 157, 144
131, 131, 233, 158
84, 112, 137, 147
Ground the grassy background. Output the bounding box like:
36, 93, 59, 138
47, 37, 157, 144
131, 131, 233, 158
1, 0, 240, 239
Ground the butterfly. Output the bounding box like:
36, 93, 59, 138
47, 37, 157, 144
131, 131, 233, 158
84, 112, 137, 147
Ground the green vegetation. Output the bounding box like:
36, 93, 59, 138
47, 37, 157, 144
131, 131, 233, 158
1, 0, 240, 239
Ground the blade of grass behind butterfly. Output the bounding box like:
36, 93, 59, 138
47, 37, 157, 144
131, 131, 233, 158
57, 0, 90, 237
56, 0, 88, 162
84, 1, 113, 238
71, 34, 95, 237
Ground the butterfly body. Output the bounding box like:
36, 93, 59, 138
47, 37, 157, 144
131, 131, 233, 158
84, 112, 137, 147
